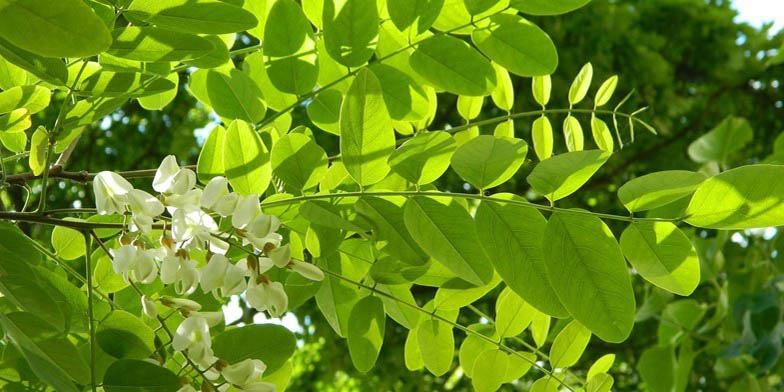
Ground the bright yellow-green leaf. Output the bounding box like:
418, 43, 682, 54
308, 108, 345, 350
0, 107, 30, 133
587, 354, 615, 381
410, 35, 496, 96
527, 149, 610, 201
96, 310, 156, 359
450, 135, 528, 190
458, 323, 496, 378
591, 116, 614, 152
188, 65, 267, 123
0, 37, 68, 85
196, 125, 225, 183
223, 120, 271, 196
493, 119, 514, 138
532, 75, 551, 106
0, 85, 50, 115
78, 71, 176, 98
388, 131, 456, 185
687, 116, 753, 165
472, 14, 558, 77
243, 52, 298, 112
417, 319, 454, 376
108, 26, 214, 62
495, 287, 536, 338
347, 296, 386, 373
617, 170, 706, 212
587, 373, 614, 392
138, 72, 179, 110
549, 320, 591, 369
127, 0, 257, 34
532, 116, 553, 160
491, 63, 514, 111
563, 115, 584, 151
51, 222, 86, 260
510, 0, 591, 15
355, 196, 430, 266
271, 132, 328, 192
306, 88, 342, 135
594, 75, 618, 107
323, 0, 379, 66
531, 309, 550, 347
568, 62, 593, 105
457, 95, 484, 121
372, 63, 430, 121
28, 126, 47, 176
472, 349, 509, 392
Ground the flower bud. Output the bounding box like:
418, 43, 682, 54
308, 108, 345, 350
191, 311, 224, 327
289, 260, 324, 281
160, 296, 202, 312
142, 295, 158, 319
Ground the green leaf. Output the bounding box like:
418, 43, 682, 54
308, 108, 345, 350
0, 0, 112, 57
504, 351, 535, 383
532, 75, 551, 106
685, 164, 784, 229
315, 250, 368, 336
510, 0, 591, 15
417, 319, 454, 376
472, 349, 509, 392
472, 14, 558, 77
0, 124, 26, 151
0, 85, 50, 115
347, 295, 386, 373
28, 126, 47, 176
138, 72, 179, 110
387, 0, 444, 33
96, 310, 156, 359
271, 132, 328, 192
458, 323, 496, 378
306, 88, 342, 135
451, 135, 528, 190
262, 0, 318, 95
355, 196, 429, 266
594, 75, 618, 107
532, 116, 553, 160
495, 287, 536, 338
549, 320, 591, 369
617, 170, 706, 212
620, 222, 700, 296
637, 346, 675, 392
98, 53, 172, 76
372, 63, 430, 121
78, 71, 176, 98
300, 200, 367, 233
457, 95, 484, 120
591, 116, 614, 152
568, 62, 593, 105
51, 224, 85, 260
410, 34, 496, 96
527, 150, 610, 201
243, 51, 298, 112
223, 119, 271, 196
103, 359, 180, 392
339, 68, 395, 186
389, 131, 456, 185
108, 26, 214, 62
0, 107, 29, 133
587, 373, 614, 392
323, 0, 379, 66
563, 115, 584, 151
196, 125, 225, 183
543, 211, 635, 343
493, 119, 514, 138
0, 37, 68, 85
375, 284, 421, 329
530, 376, 560, 392
127, 0, 257, 34
212, 324, 296, 373
687, 116, 753, 165
531, 309, 550, 347
475, 194, 568, 317
433, 274, 501, 310
0, 312, 87, 391
491, 63, 514, 111
587, 353, 615, 381
404, 196, 494, 286
189, 65, 266, 123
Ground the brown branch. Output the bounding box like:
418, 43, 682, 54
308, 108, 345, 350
4, 165, 196, 185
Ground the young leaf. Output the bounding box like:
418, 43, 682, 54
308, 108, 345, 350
532, 75, 551, 106
410, 35, 496, 96
459, 324, 497, 378
355, 196, 430, 266
527, 149, 611, 201
223, 120, 271, 196
323, 0, 379, 66
620, 222, 700, 296
457, 95, 484, 121
212, 324, 296, 373
0, 0, 112, 57
617, 170, 706, 212
271, 132, 328, 192
491, 63, 514, 111
388, 131, 456, 185
102, 359, 180, 392
685, 164, 784, 229
495, 287, 536, 338
347, 295, 386, 373
0, 107, 30, 133
339, 68, 395, 187
531, 310, 550, 347
472, 349, 510, 392
0, 85, 51, 115
591, 116, 614, 152
51, 224, 86, 260
417, 319, 454, 376
403, 196, 494, 286
587, 354, 616, 381
96, 310, 156, 359
568, 62, 593, 106
126, 0, 258, 34
549, 320, 591, 369
543, 211, 635, 343
472, 14, 558, 77
108, 26, 214, 62
594, 75, 619, 107
196, 125, 226, 183
475, 194, 568, 317
530, 376, 560, 392
563, 115, 584, 151
28, 126, 47, 176
450, 135, 528, 190
494, 119, 514, 138
532, 116, 554, 160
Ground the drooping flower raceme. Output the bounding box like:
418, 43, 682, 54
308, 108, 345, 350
93, 155, 324, 388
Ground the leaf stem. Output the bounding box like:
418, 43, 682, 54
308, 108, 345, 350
83, 232, 97, 392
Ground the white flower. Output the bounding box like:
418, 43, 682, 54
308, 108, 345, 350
191, 311, 224, 327
126, 189, 165, 217
240, 382, 277, 392
112, 244, 137, 275
93, 171, 133, 215
132, 250, 158, 283
267, 244, 291, 268
222, 359, 266, 386
160, 255, 181, 284
153, 155, 196, 195
232, 194, 260, 230
173, 316, 211, 352
200, 254, 229, 294
142, 295, 158, 318
243, 232, 282, 253
160, 296, 202, 312
172, 207, 218, 243
174, 259, 200, 296
166, 188, 202, 210
256, 257, 274, 274
221, 262, 248, 297
245, 279, 287, 317
214, 192, 239, 217
201, 176, 230, 209
290, 260, 324, 281
249, 214, 279, 238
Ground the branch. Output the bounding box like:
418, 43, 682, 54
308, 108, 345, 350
4, 165, 195, 185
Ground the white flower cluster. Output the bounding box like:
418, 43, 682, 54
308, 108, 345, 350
93, 155, 324, 390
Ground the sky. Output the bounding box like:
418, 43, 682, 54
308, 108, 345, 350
734, 0, 784, 33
